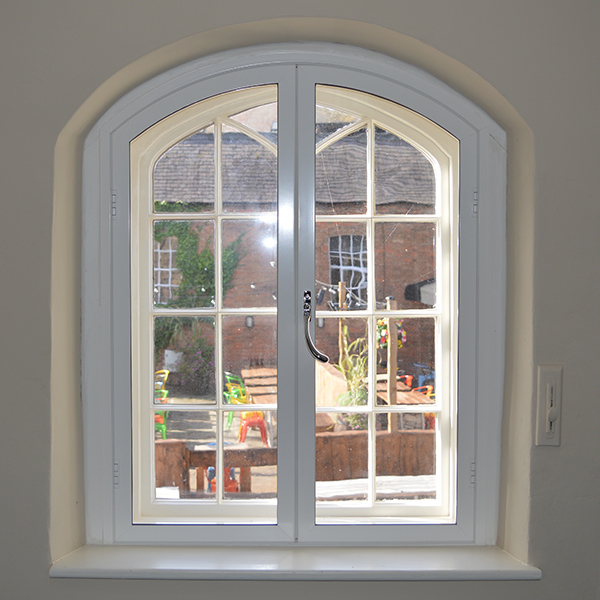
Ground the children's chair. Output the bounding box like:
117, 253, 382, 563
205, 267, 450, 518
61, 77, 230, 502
239, 411, 269, 446
154, 412, 167, 439
412, 385, 434, 396
398, 374, 413, 387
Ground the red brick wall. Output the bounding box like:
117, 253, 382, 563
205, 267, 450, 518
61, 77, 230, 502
160, 214, 436, 386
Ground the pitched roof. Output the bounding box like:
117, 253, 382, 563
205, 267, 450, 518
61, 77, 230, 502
153, 128, 435, 210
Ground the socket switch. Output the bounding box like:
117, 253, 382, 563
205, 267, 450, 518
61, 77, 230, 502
535, 364, 562, 446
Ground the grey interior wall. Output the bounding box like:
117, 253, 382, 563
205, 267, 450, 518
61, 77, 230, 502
2, 2, 599, 599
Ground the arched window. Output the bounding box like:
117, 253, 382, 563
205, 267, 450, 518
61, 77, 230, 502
82, 44, 506, 548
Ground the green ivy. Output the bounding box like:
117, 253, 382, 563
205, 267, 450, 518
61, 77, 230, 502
154, 220, 244, 356
154, 221, 243, 309
154, 200, 208, 213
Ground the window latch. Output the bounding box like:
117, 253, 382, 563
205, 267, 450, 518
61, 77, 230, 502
303, 290, 329, 363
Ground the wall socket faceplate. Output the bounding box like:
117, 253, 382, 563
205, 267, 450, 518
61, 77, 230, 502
535, 364, 563, 446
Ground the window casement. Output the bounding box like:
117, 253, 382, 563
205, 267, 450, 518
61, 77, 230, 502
81, 44, 508, 549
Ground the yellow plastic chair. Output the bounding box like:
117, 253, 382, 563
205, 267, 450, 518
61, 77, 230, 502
154, 370, 170, 437
224, 382, 249, 429
155, 369, 169, 390
154, 370, 169, 407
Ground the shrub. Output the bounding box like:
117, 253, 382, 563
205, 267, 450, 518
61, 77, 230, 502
174, 334, 215, 394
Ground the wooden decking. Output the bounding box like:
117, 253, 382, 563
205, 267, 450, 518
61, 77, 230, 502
241, 364, 435, 406
156, 427, 435, 496
315, 429, 435, 482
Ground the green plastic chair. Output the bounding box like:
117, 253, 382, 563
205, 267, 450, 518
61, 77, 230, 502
223, 373, 249, 430
224, 371, 245, 389
154, 411, 167, 439
154, 371, 170, 437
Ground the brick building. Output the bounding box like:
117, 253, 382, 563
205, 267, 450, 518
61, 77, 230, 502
153, 124, 436, 388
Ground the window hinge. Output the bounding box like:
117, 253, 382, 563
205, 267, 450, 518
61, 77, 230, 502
111, 192, 117, 217
113, 460, 120, 488
472, 191, 479, 216
470, 461, 476, 487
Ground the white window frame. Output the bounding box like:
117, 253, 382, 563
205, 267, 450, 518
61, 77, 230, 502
71, 44, 532, 576
130, 82, 456, 532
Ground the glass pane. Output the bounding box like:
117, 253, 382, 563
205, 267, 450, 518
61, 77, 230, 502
375, 316, 436, 393
154, 126, 215, 213
314, 317, 369, 413
154, 316, 216, 405
228, 102, 278, 143
222, 219, 277, 309
374, 222, 437, 309
316, 427, 368, 502
153, 220, 215, 308
221, 315, 277, 404
222, 129, 277, 213
239, 365, 278, 405
154, 409, 216, 499
154, 412, 278, 501
316, 127, 367, 216
223, 409, 277, 500
315, 222, 368, 311
374, 126, 436, 216
375, 414, 437, 501
316, 105, 360, 143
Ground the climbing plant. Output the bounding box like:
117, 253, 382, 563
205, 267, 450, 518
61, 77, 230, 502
154, 221, 243, 308
153, 220, 244, 359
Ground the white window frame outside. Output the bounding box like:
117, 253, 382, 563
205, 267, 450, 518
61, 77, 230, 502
66, 44, 537, 578
153, 237, 179, 304
328, 234, 368, 308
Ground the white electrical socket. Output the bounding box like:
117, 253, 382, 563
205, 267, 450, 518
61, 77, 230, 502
535, 364, 563, 446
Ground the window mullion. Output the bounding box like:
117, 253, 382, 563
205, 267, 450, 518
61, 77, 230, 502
295, 66, 318, 541
214, 115, 224, 504
366, 120, 377, 506
275, 69, 301, 540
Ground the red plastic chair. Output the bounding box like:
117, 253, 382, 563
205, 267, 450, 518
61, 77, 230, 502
154, 413, 167, 439
239, 411, 269, 446
412, 385, 434, 396
399, 374, 413, 387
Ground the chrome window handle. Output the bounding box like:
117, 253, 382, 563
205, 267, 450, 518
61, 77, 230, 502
303, 290, 329, 363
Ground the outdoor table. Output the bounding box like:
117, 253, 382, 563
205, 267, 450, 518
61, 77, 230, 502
187, 442, 277, 492
241, 367, 278, 404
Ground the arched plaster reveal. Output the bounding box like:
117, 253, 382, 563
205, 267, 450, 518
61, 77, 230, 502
50, 18, 533, 562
